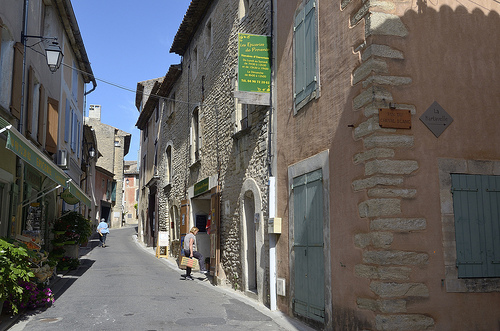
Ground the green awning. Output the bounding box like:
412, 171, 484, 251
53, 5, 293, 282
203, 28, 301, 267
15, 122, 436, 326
68, 180, 91, 208
0, 116, 90, 207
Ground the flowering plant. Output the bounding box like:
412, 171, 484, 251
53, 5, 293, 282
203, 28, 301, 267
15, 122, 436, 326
58, 256, 80, 270
52, 212, 92, 244
3, 281, 54, 313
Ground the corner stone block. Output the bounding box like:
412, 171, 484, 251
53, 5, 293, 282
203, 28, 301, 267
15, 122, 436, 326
364, 135, 414, 149
366, 12, 409, 38
370, 218, 426, 232
355, 264, 412, 280
352, 58, 388, 85
365, 159, 419, 176
368, 188, 417, 199
352, 175, 404, 191
376, 314, 435, 330
362, 44, 404, 62
354, 86, 393, 110
370, 281, 430, 298
355, 232, 393, 248
354, 148, 395, 164
359, 199, 401, 218
363, 250, 429, 266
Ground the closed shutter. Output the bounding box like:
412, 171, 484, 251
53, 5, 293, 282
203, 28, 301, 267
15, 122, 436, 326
452, 174, 500, 278
294, 0, 316, 106
37, 84, 45, 145
293, 168, 325, 322
46, 98, 58, 154
10, 42, 23, 119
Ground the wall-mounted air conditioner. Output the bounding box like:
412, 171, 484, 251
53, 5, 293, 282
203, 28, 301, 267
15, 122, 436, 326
57, 149, 68, 169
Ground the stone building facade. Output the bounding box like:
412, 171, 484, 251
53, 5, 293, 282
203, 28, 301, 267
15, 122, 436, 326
274, 0, 500, 330
86, 105, 131, 228
136, 0, 273, 305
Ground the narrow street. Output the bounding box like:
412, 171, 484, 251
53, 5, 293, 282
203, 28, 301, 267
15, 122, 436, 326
6, 226, 312, 331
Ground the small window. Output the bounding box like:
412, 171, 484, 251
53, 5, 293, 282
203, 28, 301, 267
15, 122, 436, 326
191, 107, 200, 163
205, 19, 213, 56
114, 140, 120, 147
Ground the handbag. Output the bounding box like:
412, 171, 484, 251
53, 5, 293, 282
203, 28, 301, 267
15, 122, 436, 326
180, 256, 200, 270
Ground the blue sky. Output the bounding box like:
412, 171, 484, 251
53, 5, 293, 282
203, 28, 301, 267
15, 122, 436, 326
72, 1, 192, 161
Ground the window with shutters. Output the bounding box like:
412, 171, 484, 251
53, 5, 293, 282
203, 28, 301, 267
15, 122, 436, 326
190, 107, 201, 164
293, 0, 319, 112
439, 158, 500, 293
451, 174, 500, 278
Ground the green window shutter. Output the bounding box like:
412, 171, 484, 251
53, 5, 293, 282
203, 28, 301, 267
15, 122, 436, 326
452, 174, 500, 278
111, 181, 117, 202
294, 0, 316, 106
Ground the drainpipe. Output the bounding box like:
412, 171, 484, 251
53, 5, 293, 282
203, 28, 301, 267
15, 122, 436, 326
268, 0, 278, 311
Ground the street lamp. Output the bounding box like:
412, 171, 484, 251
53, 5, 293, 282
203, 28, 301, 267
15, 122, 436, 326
22, 35, 64, 72
44, 42, 64, 72
88, 146, 96, 159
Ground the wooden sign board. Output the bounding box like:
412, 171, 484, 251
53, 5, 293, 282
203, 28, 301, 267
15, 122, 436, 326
379, 108, 412, 129
156, 231, 169, 258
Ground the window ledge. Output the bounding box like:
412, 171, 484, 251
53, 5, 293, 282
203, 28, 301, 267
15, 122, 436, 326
232, 126, 251, 140
190, 158, 201, 169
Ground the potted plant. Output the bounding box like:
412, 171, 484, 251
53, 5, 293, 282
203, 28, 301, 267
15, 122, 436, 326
0, 238, 35, 315
53, 212, 92, 245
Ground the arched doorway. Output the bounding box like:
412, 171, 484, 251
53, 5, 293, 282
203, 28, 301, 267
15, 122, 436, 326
240, 178, 264, 302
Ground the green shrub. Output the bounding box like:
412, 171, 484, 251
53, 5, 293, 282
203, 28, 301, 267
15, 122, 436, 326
0, 238, 35, 314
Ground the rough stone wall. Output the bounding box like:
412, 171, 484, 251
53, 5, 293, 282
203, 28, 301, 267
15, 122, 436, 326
156, 0, 271, 299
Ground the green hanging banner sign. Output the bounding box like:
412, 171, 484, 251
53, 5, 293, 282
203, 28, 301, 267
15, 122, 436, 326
238, 33, 271, 93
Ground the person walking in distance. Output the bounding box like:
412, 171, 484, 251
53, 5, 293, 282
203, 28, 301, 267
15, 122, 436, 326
97, 218, 109, 247
183, 227, 208, 280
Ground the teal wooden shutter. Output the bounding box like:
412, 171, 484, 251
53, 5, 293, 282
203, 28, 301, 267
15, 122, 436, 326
452, 174, 500, 278
294, 0, 316, 106
293, 169, 325, 322
111, 181, 117, 202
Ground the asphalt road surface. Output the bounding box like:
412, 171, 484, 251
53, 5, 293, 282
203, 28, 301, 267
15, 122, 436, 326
8, 226, 314, 331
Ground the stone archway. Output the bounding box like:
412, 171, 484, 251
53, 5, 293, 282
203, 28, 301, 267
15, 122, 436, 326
240, 178, 264, 302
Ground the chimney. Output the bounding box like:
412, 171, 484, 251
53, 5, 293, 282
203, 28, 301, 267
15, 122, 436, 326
89, 104, 101, 121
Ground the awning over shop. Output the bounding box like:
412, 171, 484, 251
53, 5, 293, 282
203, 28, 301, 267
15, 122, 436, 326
67, 180, 91, 208
0, 116, 90, 207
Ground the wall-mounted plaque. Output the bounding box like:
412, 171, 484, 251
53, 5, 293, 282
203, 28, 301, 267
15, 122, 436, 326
379, 108, 412, 129
420, 101, 453, 138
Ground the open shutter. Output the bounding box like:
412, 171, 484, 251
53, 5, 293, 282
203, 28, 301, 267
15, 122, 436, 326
294, 1, 316, 106
294, 9, 306, 104
304, 1, 317, 99
64, 100, 70, 142
10, 42, 23, 120
37, 84, 45, 145
46, 98, 58, 154
26, 67, 34, 135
